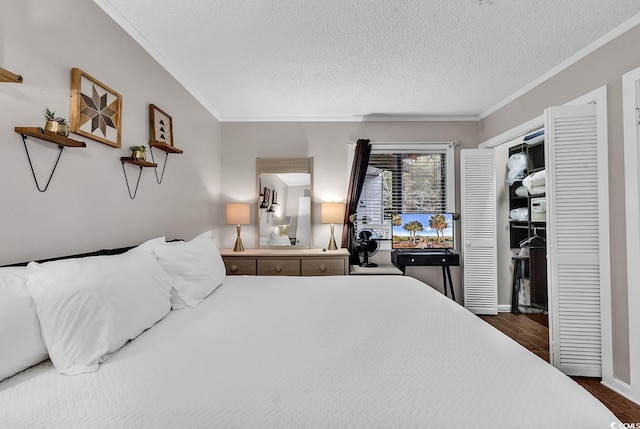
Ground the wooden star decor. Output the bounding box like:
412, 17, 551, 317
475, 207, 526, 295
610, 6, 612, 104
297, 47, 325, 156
70, 68, 122, 147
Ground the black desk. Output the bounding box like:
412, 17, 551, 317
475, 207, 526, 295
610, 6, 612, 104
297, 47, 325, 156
391, 250, 460, 300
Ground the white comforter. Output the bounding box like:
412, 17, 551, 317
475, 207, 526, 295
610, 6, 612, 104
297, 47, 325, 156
0, 275, 619, 428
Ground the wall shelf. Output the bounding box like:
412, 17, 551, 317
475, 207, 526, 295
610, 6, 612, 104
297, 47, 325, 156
120, 157, 157, 168
15, 127, 86, 147
148, 141, 183, 184
15, 127, 86, 192
149, 141, 183, 154
0, 67, 23, 83
120, 157, 157, 199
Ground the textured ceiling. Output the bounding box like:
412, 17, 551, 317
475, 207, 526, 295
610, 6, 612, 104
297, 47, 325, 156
93, 0, 640, 121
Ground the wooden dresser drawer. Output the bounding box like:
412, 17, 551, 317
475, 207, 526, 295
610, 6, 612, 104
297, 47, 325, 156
301, 258, 346, 276
220, 249, 349, 277
224, 258, 257, 275
257, 259, 301, 276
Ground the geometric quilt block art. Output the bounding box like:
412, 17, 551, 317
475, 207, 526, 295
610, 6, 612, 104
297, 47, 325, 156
70, 68, 122, 148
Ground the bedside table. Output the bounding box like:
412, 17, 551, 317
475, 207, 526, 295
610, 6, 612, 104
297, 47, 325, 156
220, 248, 350, 276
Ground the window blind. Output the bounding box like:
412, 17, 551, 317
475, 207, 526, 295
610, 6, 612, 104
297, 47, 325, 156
355, 150, 449, 238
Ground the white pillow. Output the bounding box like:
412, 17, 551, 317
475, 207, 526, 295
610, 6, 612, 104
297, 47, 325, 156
131, 236, 166, 254
25, 251, 173, 375
0, 267, 48, 382
152, 231, 225, 309
268, 232, 291, 246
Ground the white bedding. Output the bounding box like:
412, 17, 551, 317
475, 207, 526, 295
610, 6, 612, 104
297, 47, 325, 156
0, 275, 619, 428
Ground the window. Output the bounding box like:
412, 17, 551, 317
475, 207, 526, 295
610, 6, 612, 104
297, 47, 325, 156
355, 143, 455, 239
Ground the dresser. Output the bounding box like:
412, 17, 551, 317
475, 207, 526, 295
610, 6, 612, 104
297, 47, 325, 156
220, 248, 350, 276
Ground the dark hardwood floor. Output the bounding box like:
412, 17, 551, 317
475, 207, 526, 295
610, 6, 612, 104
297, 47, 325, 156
479, 312, 640, 424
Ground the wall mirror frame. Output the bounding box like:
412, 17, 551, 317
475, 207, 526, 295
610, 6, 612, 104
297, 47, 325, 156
256, 157, 313, 249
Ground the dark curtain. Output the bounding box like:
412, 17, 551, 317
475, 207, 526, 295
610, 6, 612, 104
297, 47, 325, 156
341, 138, 372, 264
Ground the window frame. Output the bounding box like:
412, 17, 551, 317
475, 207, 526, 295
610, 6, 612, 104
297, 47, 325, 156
348, 142, 456, 240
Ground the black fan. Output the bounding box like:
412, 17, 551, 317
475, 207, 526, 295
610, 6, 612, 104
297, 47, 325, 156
354, 229, 379, 267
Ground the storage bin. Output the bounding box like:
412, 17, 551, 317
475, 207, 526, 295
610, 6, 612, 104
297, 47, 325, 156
531, 197, 546, 222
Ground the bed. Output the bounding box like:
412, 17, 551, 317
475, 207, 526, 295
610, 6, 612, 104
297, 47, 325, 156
0, 235, 621, 428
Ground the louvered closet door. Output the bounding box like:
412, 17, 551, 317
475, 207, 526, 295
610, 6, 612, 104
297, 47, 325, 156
546, 104, 609, 377
461, 149, 497, 315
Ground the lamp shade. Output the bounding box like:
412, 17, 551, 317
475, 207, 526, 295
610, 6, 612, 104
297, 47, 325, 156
226, 203, 250, 225
321, 202, 345, 224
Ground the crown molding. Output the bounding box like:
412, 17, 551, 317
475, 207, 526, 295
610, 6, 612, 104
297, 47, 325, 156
219, 114, 480, 123
92, 0, 223, 121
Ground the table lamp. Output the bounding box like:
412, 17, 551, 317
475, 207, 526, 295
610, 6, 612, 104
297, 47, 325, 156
321, 202, 345, 250
226, 202, 250, 251
275, 216, 292, 236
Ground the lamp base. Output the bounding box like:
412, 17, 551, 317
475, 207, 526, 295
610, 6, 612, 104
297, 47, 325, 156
327, 223, 338, 250
233, 224, 244, 252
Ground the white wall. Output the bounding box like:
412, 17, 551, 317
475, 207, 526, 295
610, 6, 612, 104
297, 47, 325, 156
0, 0, 222, 264
221, 120, 479, 301
480, 21, 640, 386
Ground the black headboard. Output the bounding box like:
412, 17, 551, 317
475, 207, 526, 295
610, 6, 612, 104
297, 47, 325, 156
2, 239, 183, 267
2, 245, 136, 268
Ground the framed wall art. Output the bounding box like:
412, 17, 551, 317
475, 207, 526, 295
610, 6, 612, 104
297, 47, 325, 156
260, 187, 271, 209
149, 104, 174, 147
70, 68, 122, 148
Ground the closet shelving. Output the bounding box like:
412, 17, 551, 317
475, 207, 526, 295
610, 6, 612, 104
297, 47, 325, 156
508, 134, 547, 313
508, 140, 546, 246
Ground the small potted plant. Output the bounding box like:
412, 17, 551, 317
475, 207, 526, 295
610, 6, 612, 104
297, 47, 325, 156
130, 145, 147, 160
43, 107, 69, 136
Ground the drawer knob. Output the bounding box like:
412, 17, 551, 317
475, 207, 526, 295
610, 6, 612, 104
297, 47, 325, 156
442, 258, 446, 262
230, 264, 238, 272
411, 258, 415, 263
319, 264, 327, 272
275, 265, 282, 273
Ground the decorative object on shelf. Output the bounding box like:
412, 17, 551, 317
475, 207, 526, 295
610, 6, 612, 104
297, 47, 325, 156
321, 202, 345, 250
227, 203, 251, 252
70, 68, 122, 148
149, 104, 173, 147
260, 187, 270, 209
0, 67, 22, 83
258, 186, 276, 222
14, 127, 86, 192
129, 145, 146, 161
120, 157, 157, 199
43, 108, 69, 137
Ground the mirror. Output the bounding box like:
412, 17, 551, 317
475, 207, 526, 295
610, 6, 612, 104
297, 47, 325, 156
256, 158, 313, 248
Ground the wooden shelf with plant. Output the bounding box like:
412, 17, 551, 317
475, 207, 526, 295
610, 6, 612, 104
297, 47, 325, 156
15, 107, 84, 148
14, 127, 85, 148
120, 157, 157, 168
0, 67, 23, 83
